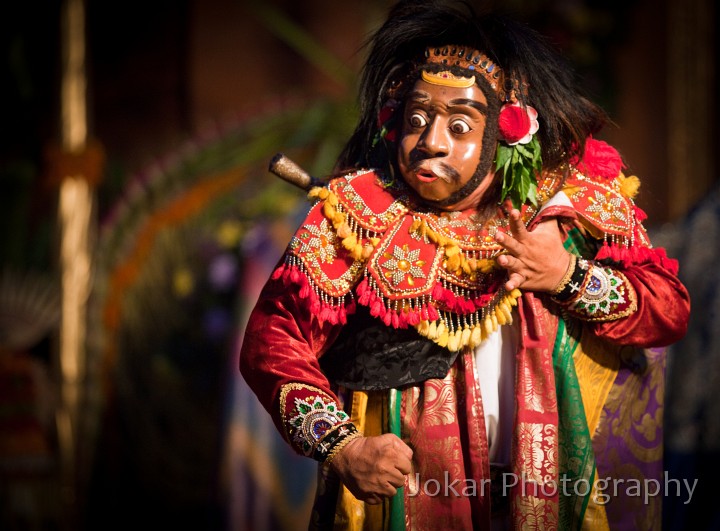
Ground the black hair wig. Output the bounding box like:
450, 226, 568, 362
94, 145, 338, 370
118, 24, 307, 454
335, 0, 609, 175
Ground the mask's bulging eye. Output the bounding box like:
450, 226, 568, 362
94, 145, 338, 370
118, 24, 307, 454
449, 119, 471, 134
409, 113, 428, 128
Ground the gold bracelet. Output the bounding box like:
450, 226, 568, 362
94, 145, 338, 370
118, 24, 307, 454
551, 253, 577, 295
323, 431, 363, 467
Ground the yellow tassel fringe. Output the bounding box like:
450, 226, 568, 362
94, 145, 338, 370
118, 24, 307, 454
414, 288, 522, 351
410, 219, 500, 276
311, 187, 379, 261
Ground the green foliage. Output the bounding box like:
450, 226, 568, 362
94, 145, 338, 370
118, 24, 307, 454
495, 136, 542, 209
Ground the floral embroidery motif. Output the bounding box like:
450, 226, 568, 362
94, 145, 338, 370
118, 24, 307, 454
565, 173, 635, 236
585, 190, 628, 224
381, 244, 427, 287
289, 394, 350, 456
297, 218, 338, 264
570, 265, 632, 319
279, 383, 359, 462
515, 496, 557, 530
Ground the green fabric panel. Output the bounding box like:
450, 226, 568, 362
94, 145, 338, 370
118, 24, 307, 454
553, 318, 596, 530
564, 226, 596, 257
388, 388, 404, 531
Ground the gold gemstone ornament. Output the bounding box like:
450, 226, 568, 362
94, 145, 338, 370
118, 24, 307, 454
382, 244, 427, 287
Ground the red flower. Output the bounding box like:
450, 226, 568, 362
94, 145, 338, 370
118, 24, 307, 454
377, 99, 399, 127
377, 105, 395, 127
574, 137, 625, 180
498, 103, 539, 145
377, 99, 399, 142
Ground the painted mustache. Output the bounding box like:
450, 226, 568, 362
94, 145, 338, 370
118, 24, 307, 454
408, 159, 460, 184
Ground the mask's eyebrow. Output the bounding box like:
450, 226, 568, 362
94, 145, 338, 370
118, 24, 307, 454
406, 90, 431, 103
448, 98, 488, 114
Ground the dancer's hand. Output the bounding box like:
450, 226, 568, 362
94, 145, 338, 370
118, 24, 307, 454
328, 433, 413, 504
495, 209, 571, 293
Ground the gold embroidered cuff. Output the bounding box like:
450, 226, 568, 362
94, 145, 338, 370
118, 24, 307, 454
279, 382, 353, 459
550, 253, 577, 295
323, 430, 363, 467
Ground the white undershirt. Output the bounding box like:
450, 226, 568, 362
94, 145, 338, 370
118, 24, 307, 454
473, 191, 569, 465
474, 318, 519, 466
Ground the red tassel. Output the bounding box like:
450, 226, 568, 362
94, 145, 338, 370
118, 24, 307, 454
358, 288, 372, 306
371, 299, 384, 317
474, 293, 493, 309
391, 312, 400, 328
436, 286, 459, 311
461, 298, 475, 313
271, 265, 284, 280
398, 311, 408, 328
357, 280, 374, 306
596, 242, 611, 261
356, 278, 369, 296
427, 304, 439, 322
444, 295, 457, 311
319, 306, 332, 322
383, 312, 393, 326
406, 310, 420, 326
649, 247, 679, 275
634, 205, 648, 222
596, 241, 680, 275
629, 245, 641, 262
299, 283, 310, 299
595, 242, 635, 263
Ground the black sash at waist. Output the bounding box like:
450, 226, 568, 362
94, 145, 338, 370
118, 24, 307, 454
320, 306, 458, 391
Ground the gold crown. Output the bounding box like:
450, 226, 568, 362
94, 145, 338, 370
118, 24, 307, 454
421, 45, 509, 97
421, 70, 476, 88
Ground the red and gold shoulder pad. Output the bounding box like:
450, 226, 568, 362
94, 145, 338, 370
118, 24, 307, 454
327, 170, 408, 232
561, 170, 641, 241
279, 169, 407, 300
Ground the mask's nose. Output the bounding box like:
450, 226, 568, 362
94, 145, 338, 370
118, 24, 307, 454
418, 117, 449, 157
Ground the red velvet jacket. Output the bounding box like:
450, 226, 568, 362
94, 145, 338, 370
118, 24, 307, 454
240, 163, 690, 463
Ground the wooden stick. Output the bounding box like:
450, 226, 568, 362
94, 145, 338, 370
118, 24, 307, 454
268, 153, 322, 190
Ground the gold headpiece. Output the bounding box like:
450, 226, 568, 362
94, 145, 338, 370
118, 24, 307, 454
421, 46, 513, 100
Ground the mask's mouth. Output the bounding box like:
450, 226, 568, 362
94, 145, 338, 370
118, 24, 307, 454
412, 160, 456, 184
416, 168, 438, 182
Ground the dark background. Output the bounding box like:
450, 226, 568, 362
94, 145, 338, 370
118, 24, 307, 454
1, 0, 718, 530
